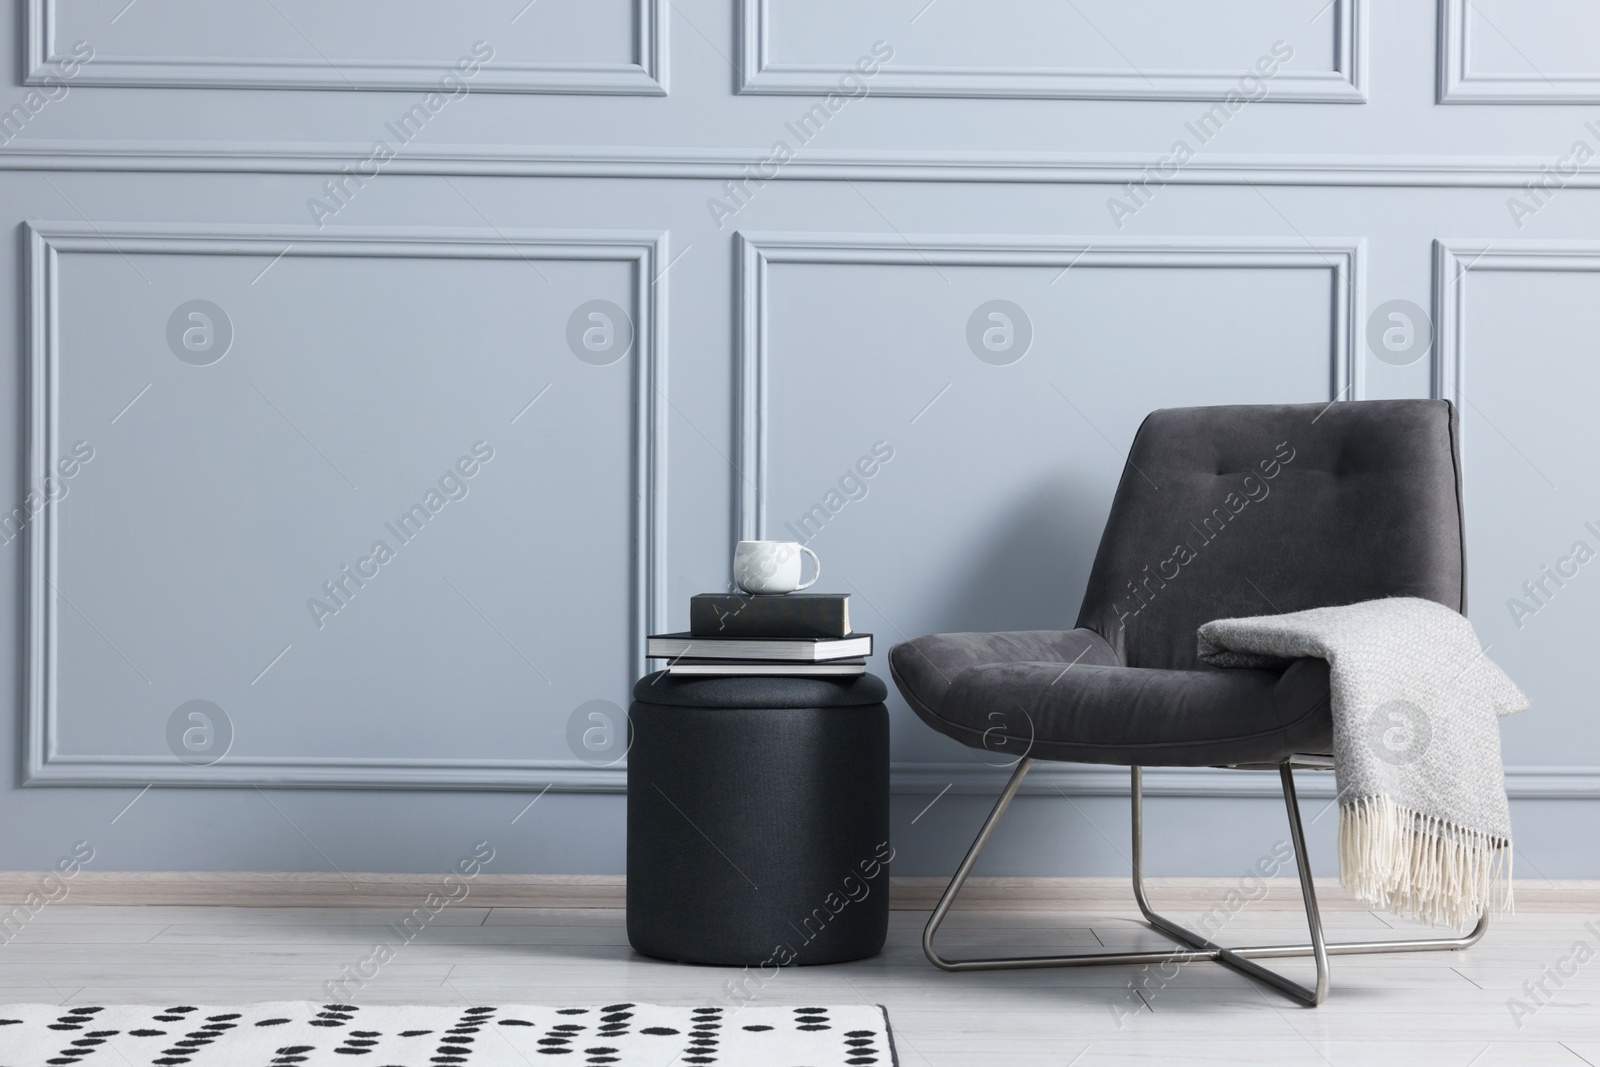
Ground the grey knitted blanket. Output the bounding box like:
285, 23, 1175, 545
1197, 597, 1528, 926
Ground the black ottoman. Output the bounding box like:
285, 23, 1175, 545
626, 671, 891, 966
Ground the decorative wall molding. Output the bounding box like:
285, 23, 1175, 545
12, 758, 1592, 798
25, 0, 668, 94
1438, 0, 1595, 103
735, 232, 1364, 541
4, 143, 1600, 187
23, 222, 668, 790
738, 0, 1365, 101
899, 762, 1600, 799
1432, 238, 1471, 449
1431, 239, 1600, 480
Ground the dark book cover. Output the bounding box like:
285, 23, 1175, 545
689, 592, 851, 638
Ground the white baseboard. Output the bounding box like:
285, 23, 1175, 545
4, 872, 1595, 913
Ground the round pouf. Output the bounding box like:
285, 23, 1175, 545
626, 671, 890, 966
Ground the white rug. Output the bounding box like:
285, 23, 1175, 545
0, 1002, 896, 1066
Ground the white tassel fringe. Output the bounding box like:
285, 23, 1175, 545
1338, 794, 1513, 928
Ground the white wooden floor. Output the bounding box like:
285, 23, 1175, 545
2, 903, 1597, 1065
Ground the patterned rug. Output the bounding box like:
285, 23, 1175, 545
0, 1002, 896, 1066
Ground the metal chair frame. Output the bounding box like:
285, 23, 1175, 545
922, 756, 1490, 1006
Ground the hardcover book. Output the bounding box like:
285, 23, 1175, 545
666, 658, 867, 677
647, 632, 873, 662
689, 592, 851, 639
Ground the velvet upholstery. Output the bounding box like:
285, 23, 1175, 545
889, 400, 1465, 768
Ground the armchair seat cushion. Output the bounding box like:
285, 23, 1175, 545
890, 629, 1332, 767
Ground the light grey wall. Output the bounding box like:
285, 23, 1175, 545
2, 0, 1598, 879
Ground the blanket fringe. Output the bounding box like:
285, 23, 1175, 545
1338, 794, 1513, 928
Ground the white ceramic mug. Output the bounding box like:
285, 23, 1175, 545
734, 540, 821, 595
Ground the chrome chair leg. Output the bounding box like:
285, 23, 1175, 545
1128, 764, 1330, 1004
922, 760, 1490, 1006
922, 758, 1207, 972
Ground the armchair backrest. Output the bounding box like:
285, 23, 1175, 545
1075, 400, 1466, 671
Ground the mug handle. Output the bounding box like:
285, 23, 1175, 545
795, 545, 821, 591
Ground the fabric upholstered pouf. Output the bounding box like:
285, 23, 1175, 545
626, 671, 891, 966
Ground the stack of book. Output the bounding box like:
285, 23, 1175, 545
647, 593, 872, 677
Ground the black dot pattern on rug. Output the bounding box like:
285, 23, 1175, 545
594, 1002, 634, 1045
538, 1013, 588, 1056
42, 1011, 118, 1067
332, 1027, 382, 1056
681, 1006, 722, 1065
3, 1002, 895, 1065
44, 1011, 118, 1066
309, 1005, 356, 1029
145, 1010, 238, 1066
843, 1028, 882, 1065
431, 1006, 493, 1064
794, 1006, 832, 1032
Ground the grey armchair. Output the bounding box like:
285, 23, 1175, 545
889, 400, 1487, 1006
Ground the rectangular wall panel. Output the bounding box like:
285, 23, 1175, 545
27, 0, 667, 93
25, 222, 666, 788
737, 233, 1361, 781
740, 0, 1365, 100
1439, 0, 1600, 102
1432, 240, 1600, 771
